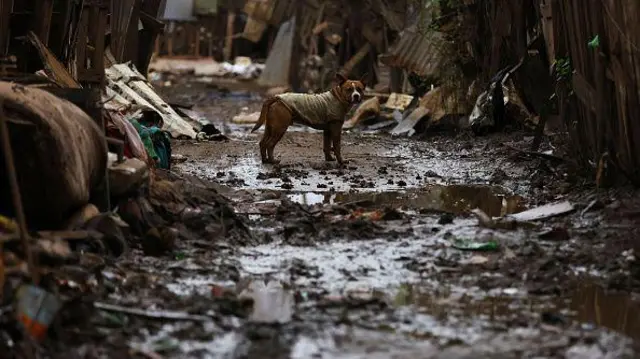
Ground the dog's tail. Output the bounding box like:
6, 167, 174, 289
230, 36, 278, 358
251, 97, 278, 133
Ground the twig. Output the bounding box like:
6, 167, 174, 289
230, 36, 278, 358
0, 101, 38, 284
94, 302, 213, 322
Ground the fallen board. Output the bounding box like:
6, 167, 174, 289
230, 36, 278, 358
389, 106, 429, 136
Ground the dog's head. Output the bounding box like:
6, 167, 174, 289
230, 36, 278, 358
334, 73, 366, 104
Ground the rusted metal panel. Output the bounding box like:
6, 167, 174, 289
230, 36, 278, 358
378, 26, 446, 79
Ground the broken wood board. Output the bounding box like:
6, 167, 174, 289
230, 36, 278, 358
384, 93, 414, 111
27, 31, 81, 88
505, 201, 574, 222
389, 106, 429, 136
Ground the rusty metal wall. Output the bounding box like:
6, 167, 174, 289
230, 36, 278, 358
552, 0, 640, 185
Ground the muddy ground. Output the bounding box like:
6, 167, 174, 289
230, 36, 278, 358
26, 76, 640, 358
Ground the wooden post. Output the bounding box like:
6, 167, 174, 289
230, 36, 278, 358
76, 1, 107, 87
0, 0, 13, 55
194, 24, 201, 57
167, 21, 174, 56
0, 101, 39, 285
224, 11, 235, 61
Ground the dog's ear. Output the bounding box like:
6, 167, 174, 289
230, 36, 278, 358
359, 73, 368, 87
335, 72, 347, 85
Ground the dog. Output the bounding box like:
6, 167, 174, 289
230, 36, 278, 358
251, 73, 366, 165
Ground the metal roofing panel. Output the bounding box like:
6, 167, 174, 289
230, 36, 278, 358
379, 27, 446, 78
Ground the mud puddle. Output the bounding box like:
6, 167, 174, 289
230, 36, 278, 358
286, 184, 526, 216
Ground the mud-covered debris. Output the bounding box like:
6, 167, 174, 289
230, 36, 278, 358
275, 200, 397, 244
94, 302, 213, 322
347, 207, 404, 221
141, 227, 178, 256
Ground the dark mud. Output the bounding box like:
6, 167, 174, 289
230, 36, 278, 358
40, 75, 640, 358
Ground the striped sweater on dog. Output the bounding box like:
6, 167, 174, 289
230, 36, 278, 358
276, 91, 350, 130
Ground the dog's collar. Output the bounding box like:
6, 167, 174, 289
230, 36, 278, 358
330, 86, 351, 107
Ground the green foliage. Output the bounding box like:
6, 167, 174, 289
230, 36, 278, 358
554, 57, 572, 82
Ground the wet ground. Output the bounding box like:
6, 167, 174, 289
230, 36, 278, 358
49, 75, 640, 358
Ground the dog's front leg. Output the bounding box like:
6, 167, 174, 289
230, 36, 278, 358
329, 122, 345, 165
323, 129, 335, 161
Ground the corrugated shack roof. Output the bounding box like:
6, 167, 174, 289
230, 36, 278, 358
379, 26, 446, 78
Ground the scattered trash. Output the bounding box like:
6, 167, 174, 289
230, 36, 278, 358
15, 284, 62, 341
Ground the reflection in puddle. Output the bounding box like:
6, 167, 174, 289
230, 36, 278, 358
287, 184, 526, 217
570, 283, 640, 342
391, 282, 640, 342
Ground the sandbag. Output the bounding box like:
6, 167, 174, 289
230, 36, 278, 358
0, 82, 107, 230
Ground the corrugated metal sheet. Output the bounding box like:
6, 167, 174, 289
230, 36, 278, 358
379, 27, 446, 78
257, 16, 295, 87
161, 0, 196, 21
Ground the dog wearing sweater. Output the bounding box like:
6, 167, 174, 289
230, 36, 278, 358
251, 73, 366, 165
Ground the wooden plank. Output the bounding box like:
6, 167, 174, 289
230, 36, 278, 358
32, 0, 54, 46
224, 11, 235, 61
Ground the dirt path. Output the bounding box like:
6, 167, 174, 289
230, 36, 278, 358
100, 79, 640, 358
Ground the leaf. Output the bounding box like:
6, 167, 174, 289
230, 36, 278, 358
588, 35, 600, 49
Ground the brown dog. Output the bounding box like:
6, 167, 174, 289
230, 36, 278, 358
251, 73, 365, 165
